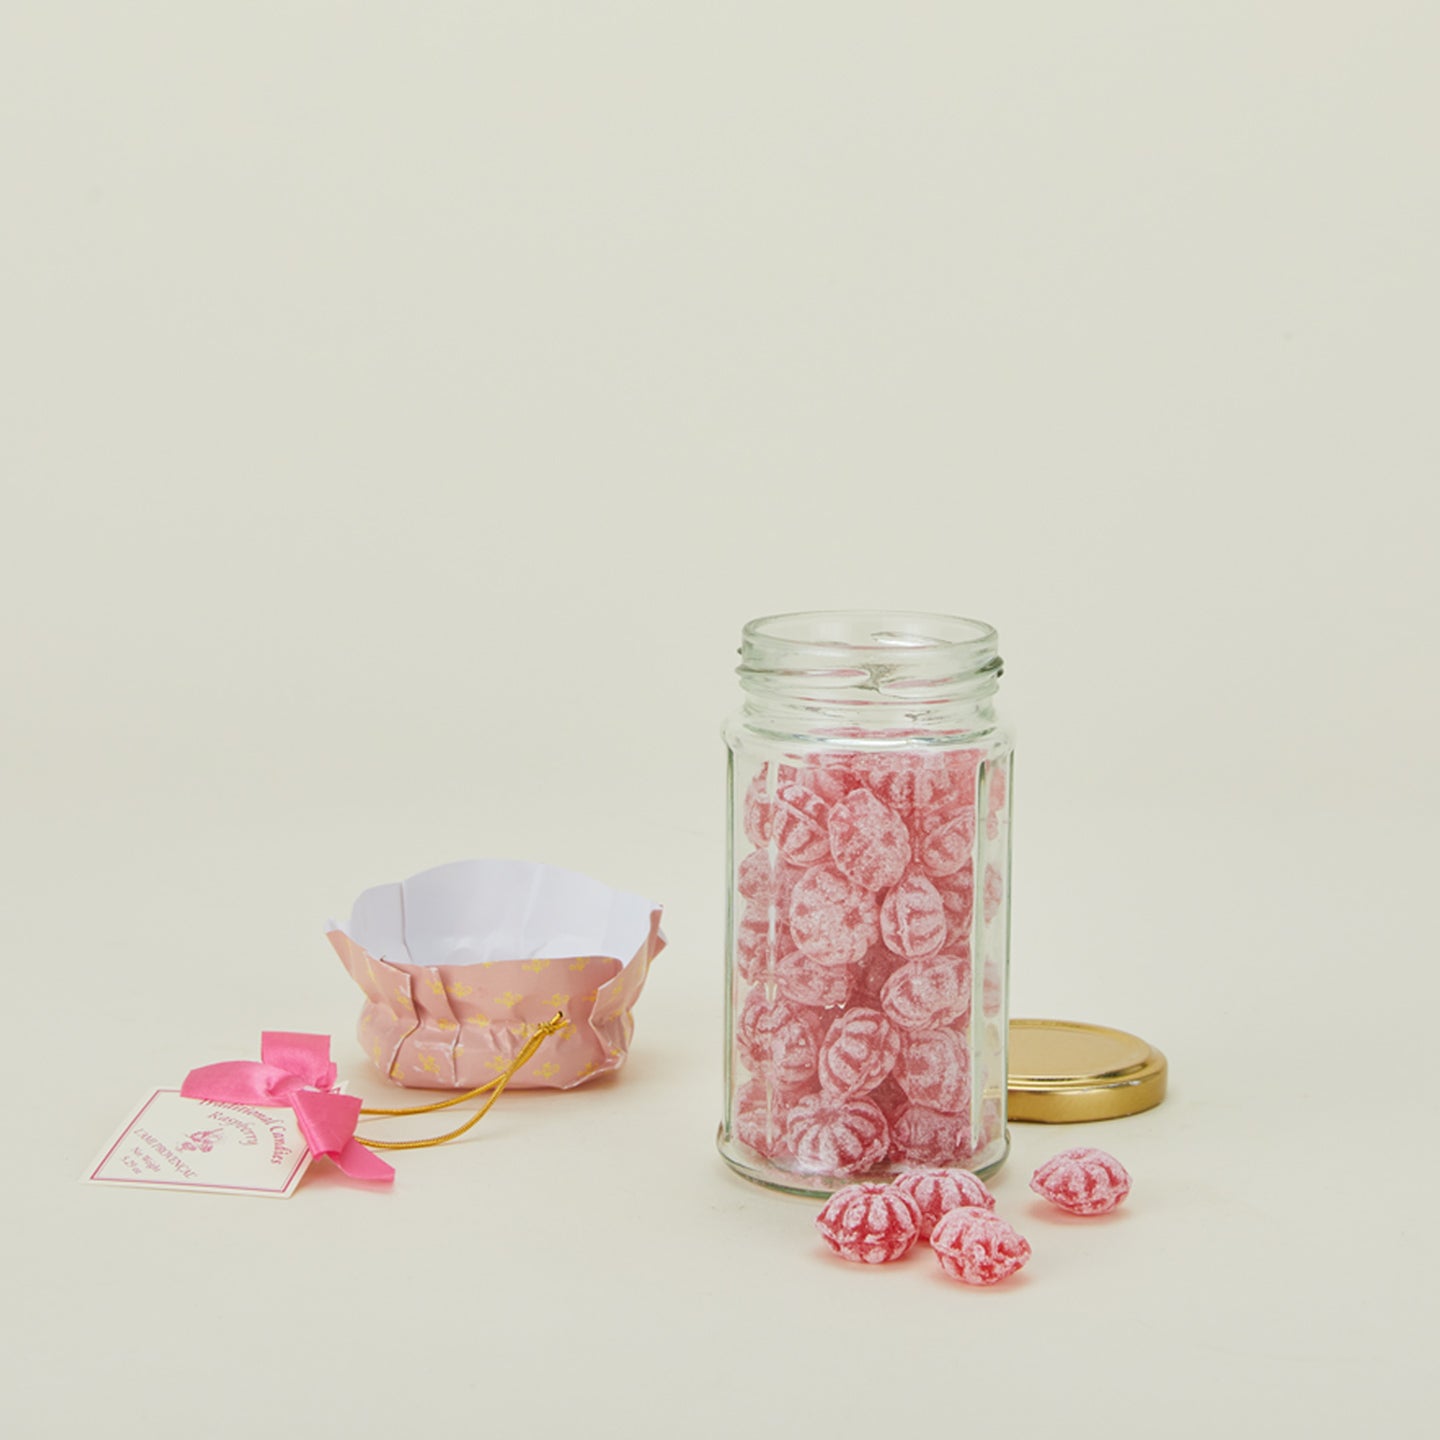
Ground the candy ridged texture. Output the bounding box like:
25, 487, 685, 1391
737, 849, 802, 908
817, 1007, 901, 1098
1030, 1147, 1131, 1215
879, 869, 947, 958
815, 1183, 921, 1264
916, 805, 977, 879
735, 908, 789, 983
893, 1168, 996, 1238
827, 789, 912, 892
786, 1094, 890, 1176
880, 957, 971, 1031
937, 868, 975, 946
743, 770, 775, 847
735, 990, 820, 1089
789, 865, 880, 968
772, 783, 835, 866
930, 1207, 1031, 1286
733, 1079, 793, 1161
890, 1104, 966, 1166
774, 948, 856, 1010
893, 1028, 972, 1113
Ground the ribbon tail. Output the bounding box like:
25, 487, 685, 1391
292, 1090, 394, 1184
333, 1138, 395, 1183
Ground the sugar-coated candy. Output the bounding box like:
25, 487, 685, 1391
915, 805, 977, 879
797, 758, 861, 807
1029, 1147, 1131, 1215
733, 1079, 794, 1161
789, 865, 880, 967
735, 990, 820, 1089
818, 1007, 901, 1098
771, 782, 835, 866
735, 908, 789, 983
879, 869, 947, 958
786, 1094, 891, 1176
858, 753, 967, 819
827, 789, 912, 892
880, 956, 971, 1031
936, 867, 975, 946
775, 948, 856, 1009
743, 770, 776, 847
985, 758, 1007, 840
983, 863, 1004, 925
894, 1028, 972, 1113
815, 1183, 921, 1264
930, 1206, 1031, 1286
893, 1168, 996, 1238
890, 1103, 966, 1166
736, 849, 801, 908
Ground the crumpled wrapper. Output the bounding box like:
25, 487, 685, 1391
328, 859, 665, 1090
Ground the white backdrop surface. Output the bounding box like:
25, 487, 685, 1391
2, 4, 1436, 1437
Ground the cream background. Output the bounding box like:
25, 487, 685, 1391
3, 3, 1436, 1436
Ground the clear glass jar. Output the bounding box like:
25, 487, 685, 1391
719, 611, 1014, 1195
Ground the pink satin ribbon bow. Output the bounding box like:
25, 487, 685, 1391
182, 1032, 394, 1183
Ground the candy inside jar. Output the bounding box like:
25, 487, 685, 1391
719, 612, 1012, 1196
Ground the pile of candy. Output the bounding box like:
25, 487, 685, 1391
732, 748, 1009, 1177
815, 1149, 1131, 1286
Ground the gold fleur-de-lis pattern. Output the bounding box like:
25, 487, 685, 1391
447, 980, 474, 999
520, 958, 551, 975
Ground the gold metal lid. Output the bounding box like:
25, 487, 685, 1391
1007, 1018, 1167, 1123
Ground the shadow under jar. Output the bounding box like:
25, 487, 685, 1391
719, 611, 1014, 1196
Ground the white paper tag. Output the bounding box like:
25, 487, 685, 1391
85, 1089, 313, 1198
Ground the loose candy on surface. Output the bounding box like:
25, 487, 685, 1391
735, 989, 821, 1090
880, 956, 972, 1032
930, 1206, 1031, 1286
789, 865, 880, 968
893, 1027, 972, 1114
1030, 1147, 1132, 1215
786, 1094, 891, 1176
817, 1007, 902, 1098
815, 1183, 922, 1264
774, 948, 857, 1010
893, 1168, 996, 1238
827, 788, 912, 892
879, 869, 948, 958
771, 782, 835, 866
733, 1079, 794, 1161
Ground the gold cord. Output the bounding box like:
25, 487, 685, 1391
355, 1013, 567, 1153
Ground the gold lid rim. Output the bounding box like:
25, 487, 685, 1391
1007, 1018, 1167, 1124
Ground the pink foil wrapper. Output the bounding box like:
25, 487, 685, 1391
328, 860, 665, 1090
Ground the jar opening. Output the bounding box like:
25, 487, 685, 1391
743, 610, 997, 659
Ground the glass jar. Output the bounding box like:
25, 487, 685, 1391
719, 611, 1014, 1195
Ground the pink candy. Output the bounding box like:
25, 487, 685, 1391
815, 1183, 922, 1264
827, 788, 912, 892
818, 1007, 901, 1098
893, 1028, 972, 1113
786, 1094, 891, 1176
772, 782, 835, 866
879, 869, 947, 958
880, 957, 971, 1031
733, 745, 1010, 1184
893, 1167, 996, 1238
789, 865, 880, 968
1029, 1147, 1132, 1215
735, 990, 819, 1090
930, 1206, 1031, 1286
774, 948, 856, 1009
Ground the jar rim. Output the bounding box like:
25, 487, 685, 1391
742, 610, 998, 660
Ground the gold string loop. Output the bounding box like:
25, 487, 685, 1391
355, 1012, 567, 1153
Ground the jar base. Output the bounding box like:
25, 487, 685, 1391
716, 1127, 1010, 1199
